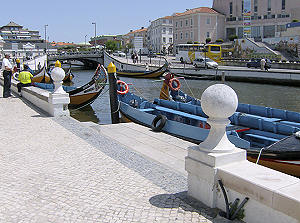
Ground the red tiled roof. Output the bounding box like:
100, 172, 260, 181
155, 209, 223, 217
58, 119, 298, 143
126, 28, 148, 35
175, 7, 219, 17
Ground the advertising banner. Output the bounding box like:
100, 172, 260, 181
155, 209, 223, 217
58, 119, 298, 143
243, 0, 251, 37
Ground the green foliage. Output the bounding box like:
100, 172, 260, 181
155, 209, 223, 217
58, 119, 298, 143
193, 41, 199, 44
292, 19, 299, 23
216, 39, 224, 43
229, 35, 238, 41
105, 40, 119, 52
205, 38, 211, 44
229, 202, 245, 220
187, 41, 193, 44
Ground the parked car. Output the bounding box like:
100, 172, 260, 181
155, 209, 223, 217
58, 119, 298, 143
247, 58, 271, 69
113, 51, 126, 57
193, 58, 218, 69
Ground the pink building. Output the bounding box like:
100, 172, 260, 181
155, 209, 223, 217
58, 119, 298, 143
173, 7, 225, 46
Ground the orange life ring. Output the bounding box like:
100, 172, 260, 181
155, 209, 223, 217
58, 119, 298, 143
117, 80, 129, 95
169, 78, 181, 91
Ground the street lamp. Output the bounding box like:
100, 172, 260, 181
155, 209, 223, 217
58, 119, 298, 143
44, 24, 48, 54
92, 22, 96, 51
85, 35, 87, 47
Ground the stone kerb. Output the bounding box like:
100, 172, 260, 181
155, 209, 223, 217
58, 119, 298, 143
185, 84, 300, 223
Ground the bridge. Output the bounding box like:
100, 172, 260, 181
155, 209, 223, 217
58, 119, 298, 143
47, 51, 104, 69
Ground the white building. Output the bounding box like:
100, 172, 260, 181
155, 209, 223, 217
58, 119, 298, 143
148, 16, 174, 54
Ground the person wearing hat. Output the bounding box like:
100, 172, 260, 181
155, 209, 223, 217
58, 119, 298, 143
17, 64, 33, 96
1, 54, 13, 98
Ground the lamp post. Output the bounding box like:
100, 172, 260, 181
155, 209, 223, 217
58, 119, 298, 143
85, 35, 87, 47
92, 22, 96, 51
44, 24, 48, 54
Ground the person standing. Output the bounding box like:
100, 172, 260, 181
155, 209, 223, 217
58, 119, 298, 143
2, 54, 13, 98
17, 64, 33, 96
260, 58, 266, 71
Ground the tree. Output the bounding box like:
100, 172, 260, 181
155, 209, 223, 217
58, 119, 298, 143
105, 40, 119, 52
216, 39, 224, 43
187, 41, 193, 44
194, 41, 199, 44
205, 38, 211, 44
229, 35, 238, 41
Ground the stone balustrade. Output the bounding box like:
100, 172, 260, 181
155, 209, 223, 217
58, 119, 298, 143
185, 84, 300, 223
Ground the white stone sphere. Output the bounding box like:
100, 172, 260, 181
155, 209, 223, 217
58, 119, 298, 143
201, 84, 238, 118
51, 67, 65, 82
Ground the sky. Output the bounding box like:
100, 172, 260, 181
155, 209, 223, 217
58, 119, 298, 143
1, 0, 213, 43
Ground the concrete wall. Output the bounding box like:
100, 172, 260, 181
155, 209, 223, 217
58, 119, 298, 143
0, 77, 69, 117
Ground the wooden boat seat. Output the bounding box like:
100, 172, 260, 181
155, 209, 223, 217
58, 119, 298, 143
138, 108, 155, 112
241, 113, 282, 122
245, 133, 279, 143
280, 121, 300, 128
155, 105, 207, 122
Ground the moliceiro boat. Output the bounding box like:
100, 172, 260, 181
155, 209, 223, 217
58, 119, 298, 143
117, 76, 300, 177
33, 64, 107, 109
116, 62, 169, 78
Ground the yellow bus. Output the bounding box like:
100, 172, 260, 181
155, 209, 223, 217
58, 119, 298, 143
175, 44, 222, 63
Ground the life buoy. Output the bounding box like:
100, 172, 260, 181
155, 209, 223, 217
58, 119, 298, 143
169, 78, 181, 91
151, 115, 167, 132
13, 72, 19, 81
117, 80, 129, 95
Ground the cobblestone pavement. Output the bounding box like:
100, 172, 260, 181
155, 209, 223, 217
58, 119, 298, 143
0, 86, 230, 223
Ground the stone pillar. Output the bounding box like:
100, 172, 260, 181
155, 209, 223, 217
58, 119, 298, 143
185, 84, 246, 207
48, 60, 70, 117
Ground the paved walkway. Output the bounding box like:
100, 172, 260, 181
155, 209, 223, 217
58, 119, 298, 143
0, 86, 232, 223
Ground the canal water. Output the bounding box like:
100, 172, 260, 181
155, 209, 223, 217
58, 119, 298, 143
69, 69, 300, 124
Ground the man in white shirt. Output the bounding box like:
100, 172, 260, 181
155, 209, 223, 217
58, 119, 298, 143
2, 54, 13, 98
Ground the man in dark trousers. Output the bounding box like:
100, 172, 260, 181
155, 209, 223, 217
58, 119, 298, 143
1, 54, 13, 98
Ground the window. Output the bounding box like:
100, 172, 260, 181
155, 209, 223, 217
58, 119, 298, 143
206, 17, 210, 25
163, 19, 166, 24
169, 20, 172, 24
190, 32, 193, 38
185, 33, 188, 39
163, 37, 166, 43
175, 22, 178, 27
163, 28, 166, 34
254, 0, 258, 12
180, 33, 183, 39
175, 33, 178, 40
230, 2, 233, 15
277, 24, 286, 32
169, 28, 172, 34
206, 32, 210, 38
241, 0, 244, 15
190, 19, 193, 25
186, 20, 188, 26
282, 0, 285, 10
180, 21, 183, 27
268, 0, 271, 11
169, 38, 172, 43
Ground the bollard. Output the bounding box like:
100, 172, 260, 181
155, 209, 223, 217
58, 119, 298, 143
16, 58, 20, 72
107, 62, 120, 124
221, 71, 225, 83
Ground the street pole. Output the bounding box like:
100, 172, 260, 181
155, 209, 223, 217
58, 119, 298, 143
85, 35, 87, 48
92, 22, 96, 51
44, 24, 48, 54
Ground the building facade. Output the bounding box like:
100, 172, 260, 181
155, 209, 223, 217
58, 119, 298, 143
173, 7, 225, 46
0, 21, 42, 43
147, 16, 173, 53
213, 0, 300, 40
123, 28, 148, 52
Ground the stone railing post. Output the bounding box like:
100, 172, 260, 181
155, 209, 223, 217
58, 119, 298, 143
185, 84, 246, 207
48, 60, 70, 116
